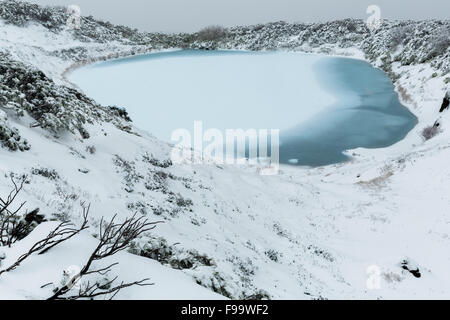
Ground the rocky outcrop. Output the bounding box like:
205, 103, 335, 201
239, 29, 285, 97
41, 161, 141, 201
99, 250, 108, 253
439, 90, 450, 113
0, 110, 30, 151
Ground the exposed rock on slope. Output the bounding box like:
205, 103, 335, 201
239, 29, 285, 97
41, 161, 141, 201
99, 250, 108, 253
440, 90, 450, 112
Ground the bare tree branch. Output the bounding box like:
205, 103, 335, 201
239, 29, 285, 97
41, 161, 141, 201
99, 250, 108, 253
0, 205, 89, 276
38, 203, 89, 255
48, 214, 159, 300
54, 278, 152, 300
1, 179, 157, 300
0, 176, 27, 247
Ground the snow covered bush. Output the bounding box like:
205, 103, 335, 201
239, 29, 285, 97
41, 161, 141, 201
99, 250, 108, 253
197, 25, 228, 42
107, 106, 132, 122
422, 121, 441, 140
0, 176, 41, 247
0, 0, 183, 46
264, 249, 281, 262
131, 237, 214, 270
0, 0, 66, 29
113, 155, 143, 193
170, 192, 193, 208
48, 213, 157, 299
31, 167, 60, 180
0, 194, 158, 299
389, 25, 414, 49
85, 145, 96, 154
0, 53, 135, 138
209, 19, 449, 74
142, 153, 172, 168
425, 25, 450, 61
0, 110, 30, 151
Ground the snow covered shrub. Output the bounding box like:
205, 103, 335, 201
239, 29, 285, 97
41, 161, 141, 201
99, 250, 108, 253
0, 176, 43, 247
389, 25, 414, 49
169, 193, 193, 210
168, 251, 214, 270
0, 0, 66, 29
0, 53, 135, 138
145, 170, 168, 192
345, 20, 358, 32
264, 249, 281, 262
8, 208, 45, 243
307, 245, 335, 262
272, 222, 291, 240
422, 121, 441, 140
425, 26, 450, 61
229, 256, 257, 278
127, 201, 151, 216
142, 153, 172, 168
107, 106, 132, 122
0, 199, 155, 299
148, 192, 194, 218
113, 155, 143, 192
85, 145, 96, 155
0, 111, 30, 151
0, 0, 166, 45
48, 213, 156, 299
194, 271, 233, 299
197, 25, 228, 42
243, 290, 271, 300
31, 167, 60, 180
131, 237, 214, 270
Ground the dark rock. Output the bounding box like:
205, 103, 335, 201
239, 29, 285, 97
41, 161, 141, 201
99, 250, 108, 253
401, 260, 421, 278
439, 91, 449, 112
24, 208, 45, 224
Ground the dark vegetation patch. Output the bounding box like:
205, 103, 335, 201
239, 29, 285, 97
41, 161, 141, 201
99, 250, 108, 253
130, 237, 214, 270
31, 167, 60, 180
0, 115, 30, 151
422, 121, 441, 141
0, 53, 135, 138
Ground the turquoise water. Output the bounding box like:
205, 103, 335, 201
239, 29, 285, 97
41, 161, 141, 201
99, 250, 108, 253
70, 50, 417, 167
280, 58, 417, 166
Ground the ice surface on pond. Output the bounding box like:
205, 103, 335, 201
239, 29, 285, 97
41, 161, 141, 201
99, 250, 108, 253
69, 50, 417, 166
70, 50, 334, 137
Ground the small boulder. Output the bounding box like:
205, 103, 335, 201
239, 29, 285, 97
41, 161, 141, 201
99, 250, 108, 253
439, 90, 450, 112
401, 259, 421, 278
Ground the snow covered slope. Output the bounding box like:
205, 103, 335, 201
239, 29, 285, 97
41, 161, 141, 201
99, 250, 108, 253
0, 0, 449, 299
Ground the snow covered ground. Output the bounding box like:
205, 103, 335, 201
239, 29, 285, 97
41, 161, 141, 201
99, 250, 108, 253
0, 1, 449, 300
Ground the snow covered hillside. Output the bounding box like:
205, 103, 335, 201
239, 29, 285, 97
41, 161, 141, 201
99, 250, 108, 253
0, 0, 449, 299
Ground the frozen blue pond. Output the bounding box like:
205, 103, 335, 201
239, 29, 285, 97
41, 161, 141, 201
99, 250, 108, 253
69, 50, 417, 167
281, 57, 418, 165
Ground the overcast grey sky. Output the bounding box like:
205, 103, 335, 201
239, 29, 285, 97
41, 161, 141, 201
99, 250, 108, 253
29, 0, 450, 33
